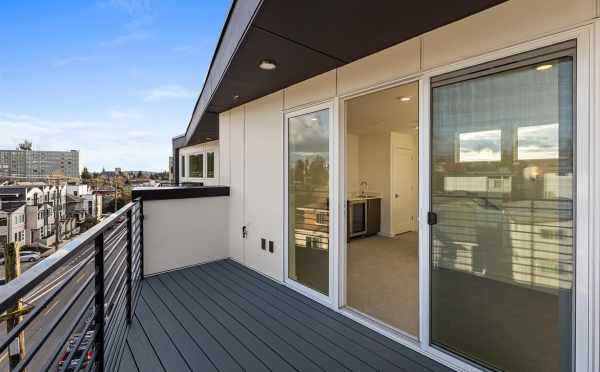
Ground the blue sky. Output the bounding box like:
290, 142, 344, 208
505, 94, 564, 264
0, 0, 229, 172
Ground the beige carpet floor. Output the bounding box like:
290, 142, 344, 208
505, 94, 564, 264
347, 232, 419, 337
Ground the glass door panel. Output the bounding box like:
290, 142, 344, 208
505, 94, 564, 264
288, 108, 330, 295
431, 54, 574, 372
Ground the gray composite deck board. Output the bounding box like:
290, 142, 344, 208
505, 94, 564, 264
139, 284, 218, 371
176, 268, 323, 372
119, 344, 139, 372
119, 259, 453, 372
191, 264, 350, 372
211, 262, 421, 372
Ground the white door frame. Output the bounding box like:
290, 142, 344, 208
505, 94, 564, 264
337, 75, 423, 342
336, 25, 596, 372
283, 101, 339, 307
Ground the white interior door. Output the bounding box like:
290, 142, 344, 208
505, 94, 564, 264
392, 146, 415, 234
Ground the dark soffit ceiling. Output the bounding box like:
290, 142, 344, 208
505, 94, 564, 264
179, 0, 506, 147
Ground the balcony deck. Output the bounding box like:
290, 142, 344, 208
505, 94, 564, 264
118, 259, 451, 372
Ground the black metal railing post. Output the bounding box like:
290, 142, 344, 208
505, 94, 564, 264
94, 232, 105, 372
126, 208, 133, 323
139, 199, 144, 278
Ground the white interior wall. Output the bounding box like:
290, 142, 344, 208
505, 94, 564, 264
346, 134, 360, 195
358, 133, 392, 235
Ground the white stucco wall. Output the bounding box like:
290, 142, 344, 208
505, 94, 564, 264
243, 91, 284, 281
142, 196, 229, 275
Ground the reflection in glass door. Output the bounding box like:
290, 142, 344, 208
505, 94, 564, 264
430, 46, 575, 372
287, 108, 330, 296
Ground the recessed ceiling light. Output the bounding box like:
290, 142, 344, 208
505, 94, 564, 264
259, 59, 277, 71
206, 137, 212, 141
232, 94, 239, 100
536, 64, 553, 71
396, 96, 411, 102
311, 117, 318, 121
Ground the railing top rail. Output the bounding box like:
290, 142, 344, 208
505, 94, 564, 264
0, 200, 139, 312
131, 185, 229, 201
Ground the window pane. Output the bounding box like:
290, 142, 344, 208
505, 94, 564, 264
458, 129, 501, 162
190, 154, 203, 178
288, 109, 330, 295
207, 152, 214, 178
431, 56, 574, 372
181, 156, 185, 177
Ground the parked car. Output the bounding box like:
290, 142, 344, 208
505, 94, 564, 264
19, 251, 41, 263
0, 251, 40, 264
57, 330, 94, 371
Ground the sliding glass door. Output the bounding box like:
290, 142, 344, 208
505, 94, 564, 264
287, 106, 331, 296
430, 43, 575, 372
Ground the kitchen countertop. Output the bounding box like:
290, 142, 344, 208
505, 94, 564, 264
347, 195, 382, 201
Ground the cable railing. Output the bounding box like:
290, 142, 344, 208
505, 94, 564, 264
0, 198, 143, 372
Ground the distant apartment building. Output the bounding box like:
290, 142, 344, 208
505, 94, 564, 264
0, 184, 81, 248
0, 198, 26, 249
0, 142, 80, 180
65, 183, 102, 221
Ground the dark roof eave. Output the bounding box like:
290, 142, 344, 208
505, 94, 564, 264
183, 0, 262, 146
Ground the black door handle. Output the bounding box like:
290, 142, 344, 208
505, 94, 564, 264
427, 212, 437, 225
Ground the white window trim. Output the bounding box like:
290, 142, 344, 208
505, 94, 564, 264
180, 144, 220, 183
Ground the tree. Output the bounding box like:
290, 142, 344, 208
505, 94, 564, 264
81, 167, 91, 180
136, 171, 143, 178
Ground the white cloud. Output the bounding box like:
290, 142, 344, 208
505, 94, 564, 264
109, 109, 143, 120
127, 130, 152, 139
0, 112, 170, 172
103, 0, 151, 15
53, 56, 95, 67
172, 45, 195, 54
141, 85, 195, 102
100, 30, 152, 47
